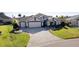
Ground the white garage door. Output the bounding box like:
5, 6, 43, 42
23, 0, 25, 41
29, 22, 41, 28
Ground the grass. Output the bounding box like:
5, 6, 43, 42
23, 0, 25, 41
0, 25, 30, 47
49, 26, 79, 39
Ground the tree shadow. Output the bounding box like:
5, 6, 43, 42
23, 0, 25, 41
50, 25, 68, 31
20, 27, 49, 34
20, 25, 68, 34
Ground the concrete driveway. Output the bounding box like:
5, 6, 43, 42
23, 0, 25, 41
26, 28, 64, 47
22, 27, 79, 47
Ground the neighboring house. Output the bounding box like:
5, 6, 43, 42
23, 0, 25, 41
0, 17, 12, 25
66, 15, 79, 27
0, 13, 12, 25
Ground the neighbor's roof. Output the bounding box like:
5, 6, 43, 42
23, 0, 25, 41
0, 17, 12, 22
66, 15, 79, 20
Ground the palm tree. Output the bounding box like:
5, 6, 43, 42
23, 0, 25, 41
18, 14, 21, 18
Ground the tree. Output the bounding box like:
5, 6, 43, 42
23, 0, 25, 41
12, 19, 19, 25
23, 15, 26, 18
59, 15, 64, 19
66, 16, 69, 18
12, 18, 19, 31
56, 15, 58, 17
18, 14, 21, 18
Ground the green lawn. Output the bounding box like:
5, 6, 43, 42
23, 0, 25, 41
0, 25, 30, 47
49, 27, 79, 39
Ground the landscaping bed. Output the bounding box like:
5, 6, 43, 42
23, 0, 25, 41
49, 27, 79, 39
0, 25, 30, 47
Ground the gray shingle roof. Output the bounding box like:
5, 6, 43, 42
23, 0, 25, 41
66, 15, 79, 20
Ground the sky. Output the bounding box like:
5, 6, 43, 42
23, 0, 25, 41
4, 12, 79, 18
0, 0, 79, 17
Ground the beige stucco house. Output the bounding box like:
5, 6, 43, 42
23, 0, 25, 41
18, 13, 55, 28
16, 13, 64, 28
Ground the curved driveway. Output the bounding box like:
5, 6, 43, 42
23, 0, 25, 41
23, 28, 79, 47
26, 28, 63, 47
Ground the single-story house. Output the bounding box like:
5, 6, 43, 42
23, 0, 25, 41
16, 13, 63, 28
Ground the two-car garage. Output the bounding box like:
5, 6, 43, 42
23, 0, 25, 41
28, 21, 42, 28
20, 21, 42, 28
